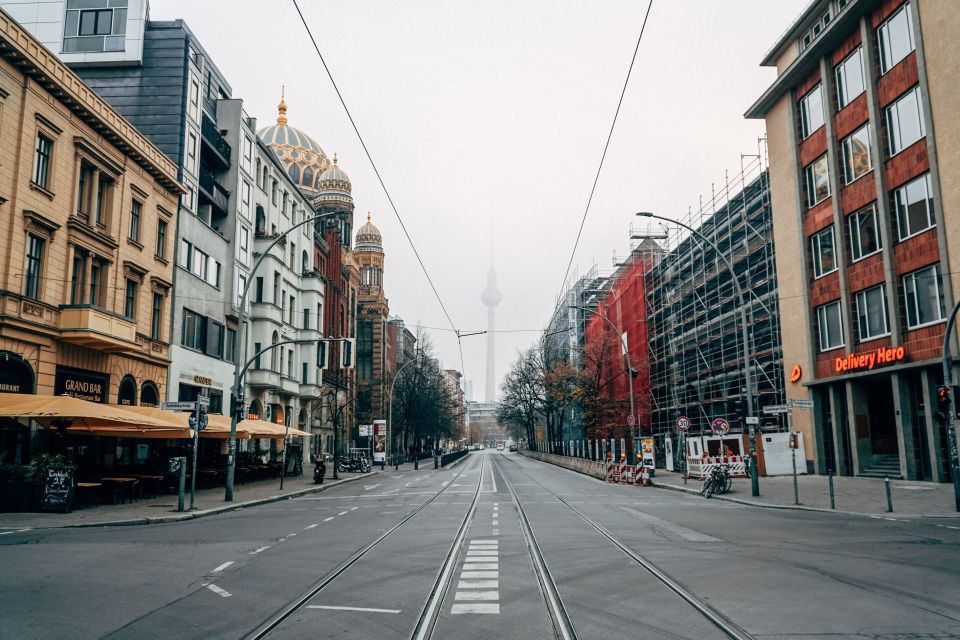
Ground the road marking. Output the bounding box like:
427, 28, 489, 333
364, 484, 381, 491
467, 550, 498, 556
461, 570, 498, 579
249, 546, 271, 555
338, 511, 349, 516
472, 539, 497, 544
455, 591, 499, 601
490, 467, 497, 493
205, 584, 231, 598
305, 524, 318, 530
946, 526, 959, 530
307, 605, 401, 614
452, 603, 499, 614
620, 507, 721, 543
458, 580, 498, 589
324, 517, 336, 522
350, 507, 359, 511
212, 561, 234, 573
462, 562, 499, 570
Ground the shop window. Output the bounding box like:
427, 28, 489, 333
886, 86, 925, 155
805, 155, 830, 208
855, 285, 889, 340
23, 235, 45, 300
811, 226, 837, 278
33, 133, 52, 190
835, 47, 865, 109
903, 264, 945, 329
841, 124, 872, 184
848, 206, 882, 262
799, 84, 824, 139
894, 173, 935, 240
878, 3, 915, 74
817, 300, 844, 351
117, 375, 137, 406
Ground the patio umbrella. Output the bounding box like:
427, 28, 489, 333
0, 393, 185, 434
238, 419, 312, 439
201, 414, 252, 440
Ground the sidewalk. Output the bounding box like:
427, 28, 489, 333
653, 469, 960, 518
0, 463, 410, 531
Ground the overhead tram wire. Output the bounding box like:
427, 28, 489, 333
290, 0, 459, 337
555, 0, 655, 298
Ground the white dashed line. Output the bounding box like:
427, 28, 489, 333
305, 524, 318, 530
211, 561, 234, 573
205, 584, 232, 598
350, 507, 359, 511
338, 511, 349, 516
249, 546, 271, 555
324, 517, 335, 522
307, 605, 400, 614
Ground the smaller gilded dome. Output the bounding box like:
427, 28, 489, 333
355, 213, 383, 252
317, 154, 351, 193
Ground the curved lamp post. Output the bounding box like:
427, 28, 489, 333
636, 211, 759, 496
226, 211, 341, 501
387, 355, 418, 468
572, 304, 636, 451
940, 299, 960, 510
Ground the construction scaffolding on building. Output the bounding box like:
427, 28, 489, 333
642, 139, 786, 466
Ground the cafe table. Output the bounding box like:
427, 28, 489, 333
100, 477, 139, 504
75, 482, 101, 509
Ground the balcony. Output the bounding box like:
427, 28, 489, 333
201, 114, 232, 169
246, 368, 283, 390
249, 302, 284, 327
198, 169, 230, 216
59, 305, 138, 352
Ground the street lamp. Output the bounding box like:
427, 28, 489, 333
226, 211, 341, 502
571, 304, 637, 455
939, 298, 960, 511
636, 211, 759, 496
388, 355, 418, 468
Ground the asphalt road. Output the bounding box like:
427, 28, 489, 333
1, 450, 958, 640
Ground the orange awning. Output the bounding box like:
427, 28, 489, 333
0, 393, 185, 431
238, 419, 312, 439
202, 414, 252, 440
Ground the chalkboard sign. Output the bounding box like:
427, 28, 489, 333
41, 468, 75, 513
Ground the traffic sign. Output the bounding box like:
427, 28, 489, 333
745, 416, 760, 425
675, 416, 691, 431
790, 399, 814, 409
198, 414, 208, 430
197, 396, 210, 408
162, 401, 196, 412
711, 418, 729, 435
627, 414, 635, 427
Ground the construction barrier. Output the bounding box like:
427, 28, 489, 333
686, 455, 747, 480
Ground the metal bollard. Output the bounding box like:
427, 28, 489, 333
177, 457, 186, 513
414, 457, 419, 470
828, 472, 835, 510
885, 476, 893, 512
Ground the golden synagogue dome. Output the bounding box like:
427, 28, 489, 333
258, 97, 330, 196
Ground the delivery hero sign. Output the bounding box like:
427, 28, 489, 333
835, 346, 906, 374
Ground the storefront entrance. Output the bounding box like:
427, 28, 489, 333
865, 379, 898, 455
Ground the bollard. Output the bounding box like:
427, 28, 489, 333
177, 457, 186, 513
415, 457, 419, 470
885, 476, 893, 512
791, 447, 800, 505
395, 456, 399, 471
828, 472, 835, 509
434, 455, 439, 469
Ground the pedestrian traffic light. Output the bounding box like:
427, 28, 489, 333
934, 385, 952, 425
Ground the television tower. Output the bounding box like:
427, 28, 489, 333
481, 248, 502, 402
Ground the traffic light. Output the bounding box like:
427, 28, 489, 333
340, 338, 355, 368
935, 385, 952, 425
232, 395, 245, 420
316, 341, 327, 368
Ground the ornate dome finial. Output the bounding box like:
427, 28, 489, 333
367, 212, 371, 223
333, 153, 338, 165
277, 89, 288, 126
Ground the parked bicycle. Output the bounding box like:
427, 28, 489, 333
700, 464, 733, 498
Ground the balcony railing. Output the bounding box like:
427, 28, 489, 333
201, 114, 232, 166
198, 169, 230, 214
59, 305, 138, 352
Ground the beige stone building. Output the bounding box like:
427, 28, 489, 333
0, 8, 182, 460
747, 0, 960, 480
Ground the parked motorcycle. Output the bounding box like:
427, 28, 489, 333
313, 457, 326, 484
337, 457, 370, 473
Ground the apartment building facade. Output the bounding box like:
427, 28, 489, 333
747, 0, 960, 481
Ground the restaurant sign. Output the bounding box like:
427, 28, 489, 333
835, 346, 906, 374
54, 366, 108, 403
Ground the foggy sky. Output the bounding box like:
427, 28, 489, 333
150, 0, 808, 400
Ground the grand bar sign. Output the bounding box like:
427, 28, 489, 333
835, 346, 906, 374
54, 366, 109, 403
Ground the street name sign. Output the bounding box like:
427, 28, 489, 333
790, 399, 814, 409
763, 404, 789, 415
197, 396, 210, 408
745, 416, 760, 425
162, 401, 196, 412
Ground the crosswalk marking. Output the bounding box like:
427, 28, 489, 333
461, 562, 498, 570
451, 539, 501, 615
451, 603, 499, 614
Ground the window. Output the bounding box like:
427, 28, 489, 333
903, 264, 945, 329
304, 308, 310, 330
287, 350, 294, 378
273, 271, 280, 304
835, 47, 865, 109
282, 192, 288, 216
70, 253, 86, 304
800, 85, 825, 139
237, 273, 247, 309
188, 79, 200, 122
811, 226, 837, 278
156, 219, 167, 259
179, 240, 220, 287
242, 136, 253, 173
208, 321, 224, 359
848, 206, 882, 261
886, 86, 925, 155
855, 285, 889, 340
238, 226, 250, 265
878, 3, 915, 74
817, 301, 844, 351
63, 1, 127, 53
190, 246, 206, 280
129, 200, 142, 243
289, 243, 295, 270
181, 308, 206, 351
226, 328, 237, 364
805, 155, 830, 207
271, 180, 277, 205
255, 277, 264, 303
842, 124, 872, 184
151, 293, 163, 340
33, 134, 52, 189
894, 173, 935, 240
77, 163, 92, 215
24, 235, 44, 300
95, 175, 111, 226
241, 180, 251, 217
302, 362, 309, 385
88, 259, 105, 306
124, 279, 137, 319
186, 132, 198, 174
254, 342, 262, 370
289, 296, 295, 325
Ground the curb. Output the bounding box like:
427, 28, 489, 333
10, 471, 378, 531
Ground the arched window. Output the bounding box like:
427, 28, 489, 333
0, 351, 35, 394
248, 399, 262, 420
255, 158, 261, 182
271, 180, 278, 205
271, 331, 280, 372
262, 166, 269, 191
298, 408, 307, 426
140, 381, 159, 407
255, 206, 266, 235
117, 374, 137, 406
302, 250, 309, 275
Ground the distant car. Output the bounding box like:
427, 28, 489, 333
508, 444, 517, 452
496, 443, 505, 451
479, 444, 485, 450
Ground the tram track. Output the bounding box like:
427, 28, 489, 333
243, 454, 485, 640
494, 453, 757, 640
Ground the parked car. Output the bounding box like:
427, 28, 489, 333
509, 444, 517, 452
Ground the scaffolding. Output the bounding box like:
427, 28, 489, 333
644, 139, 786, 444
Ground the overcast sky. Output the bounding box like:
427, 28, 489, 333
151, 0, 807, 401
